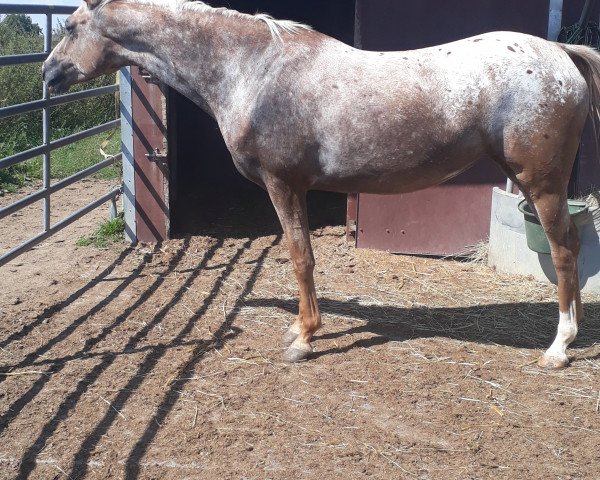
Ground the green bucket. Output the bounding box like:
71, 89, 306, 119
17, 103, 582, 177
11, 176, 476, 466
517, 199, 589, 254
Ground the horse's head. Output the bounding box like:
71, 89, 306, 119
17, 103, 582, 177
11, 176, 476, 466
43, 0, 124, 93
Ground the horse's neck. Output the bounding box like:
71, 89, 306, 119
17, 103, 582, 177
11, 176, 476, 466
114, 5, 273, 118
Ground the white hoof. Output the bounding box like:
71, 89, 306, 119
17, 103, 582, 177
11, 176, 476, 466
538, 353, 570, 369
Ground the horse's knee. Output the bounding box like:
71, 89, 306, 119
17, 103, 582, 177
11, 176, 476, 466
292, 254, 315, 280
294, 255, 314, 271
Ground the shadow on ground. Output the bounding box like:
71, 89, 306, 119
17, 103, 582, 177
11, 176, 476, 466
244, 297, 600, 355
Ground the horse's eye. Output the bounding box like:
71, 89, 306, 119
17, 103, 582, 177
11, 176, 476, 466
65, 21, 75, 34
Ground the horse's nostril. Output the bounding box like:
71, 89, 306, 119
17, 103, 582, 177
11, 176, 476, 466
42, 61, 52, 82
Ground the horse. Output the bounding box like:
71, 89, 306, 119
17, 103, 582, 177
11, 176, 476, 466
43, 0, 600, 368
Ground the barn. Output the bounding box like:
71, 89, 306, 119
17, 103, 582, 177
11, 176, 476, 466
121, 0, 600, 256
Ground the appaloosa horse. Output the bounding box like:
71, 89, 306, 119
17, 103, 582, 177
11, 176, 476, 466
44, 0, 600, 367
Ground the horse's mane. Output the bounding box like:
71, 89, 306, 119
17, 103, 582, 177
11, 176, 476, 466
98, 0, 312, 40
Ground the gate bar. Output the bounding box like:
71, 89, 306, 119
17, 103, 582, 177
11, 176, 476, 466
0, 154, 122, 222
0, 4, 74, 14
0, 85, 120, 119
0, 187, 122, 267
0, 119, 120, 170
43, 13, 52, 231
1, 3, 125, 267
0, 53, 48, 67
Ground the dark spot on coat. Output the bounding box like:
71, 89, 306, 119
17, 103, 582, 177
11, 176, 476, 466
447, 51, 452, 55
558, 80, 563, 86
473, 38, 483, 42
527, 69, 533, 74
507, 46, 516, 52
544, 134, 550, 139
468, 100, 473, 105
379, 52, 384, 56
403, 56, 408, 60
332, 84, 339, 89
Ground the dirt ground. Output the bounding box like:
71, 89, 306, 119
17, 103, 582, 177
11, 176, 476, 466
1, 181, 600, 480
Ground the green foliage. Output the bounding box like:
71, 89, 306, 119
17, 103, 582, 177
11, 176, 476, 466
0, 15, 119, 190
77, 213, 125, 248
0, 14, 42, 36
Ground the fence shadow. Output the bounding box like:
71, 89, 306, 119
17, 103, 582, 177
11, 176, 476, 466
67, 234, 280, 480
11, 237, 200, 479
0, 246, 152, 437
5, 232, 280, 480
0, 247, 133, 354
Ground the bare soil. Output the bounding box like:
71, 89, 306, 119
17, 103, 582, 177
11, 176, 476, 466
1, 180, 600, 480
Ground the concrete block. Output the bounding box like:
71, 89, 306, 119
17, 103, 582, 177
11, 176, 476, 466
488, 187, 600, 293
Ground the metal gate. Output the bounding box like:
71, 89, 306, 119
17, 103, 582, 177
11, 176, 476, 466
0, 4, 122, 267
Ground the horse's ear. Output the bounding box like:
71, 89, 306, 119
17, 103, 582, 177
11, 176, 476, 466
85, 0, 103, 10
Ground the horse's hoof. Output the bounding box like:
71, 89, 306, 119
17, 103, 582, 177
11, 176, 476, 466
283, 344, 312, 363
282, 327, 300, 346
537, 354, 570, 369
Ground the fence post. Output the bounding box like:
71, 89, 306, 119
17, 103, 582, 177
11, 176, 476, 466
42, 12, 52, 231
120, 67, 137, 243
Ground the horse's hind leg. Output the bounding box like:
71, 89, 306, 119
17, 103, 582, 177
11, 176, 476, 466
497, 75, 589, 366
528, 192, 582, 368
264, 176, 321, 363
508, 131, 583, 368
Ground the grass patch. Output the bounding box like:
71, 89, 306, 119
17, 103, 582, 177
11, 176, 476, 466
0, 128, 121, 191
77, 213, 125, 248
51, 128, 122, 179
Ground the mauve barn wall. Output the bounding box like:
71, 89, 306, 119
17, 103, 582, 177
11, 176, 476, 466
352, 0, 596, 255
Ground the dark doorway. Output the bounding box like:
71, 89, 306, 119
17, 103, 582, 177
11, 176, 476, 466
169, 1, 356, 238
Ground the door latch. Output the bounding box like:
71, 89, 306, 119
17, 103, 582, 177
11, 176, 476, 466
145, 148, 168, 164
138, 66, 160, 85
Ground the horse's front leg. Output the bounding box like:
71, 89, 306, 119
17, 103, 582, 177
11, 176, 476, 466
264, 176, 321, 362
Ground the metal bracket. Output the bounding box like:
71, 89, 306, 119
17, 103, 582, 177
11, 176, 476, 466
138, 66, 161, 85
347, 219, 357, 241
145, 148, 168, 164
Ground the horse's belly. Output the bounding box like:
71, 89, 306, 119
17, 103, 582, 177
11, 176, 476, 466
313, 133, 484, 194
313, 162, 473, 194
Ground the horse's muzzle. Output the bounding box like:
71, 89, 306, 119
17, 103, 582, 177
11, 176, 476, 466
42, 59, 71, 94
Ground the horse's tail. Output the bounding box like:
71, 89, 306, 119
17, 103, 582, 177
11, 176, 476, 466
559, 43, 600, 139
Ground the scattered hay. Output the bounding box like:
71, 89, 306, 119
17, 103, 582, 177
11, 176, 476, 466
459, 241, 489, 265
